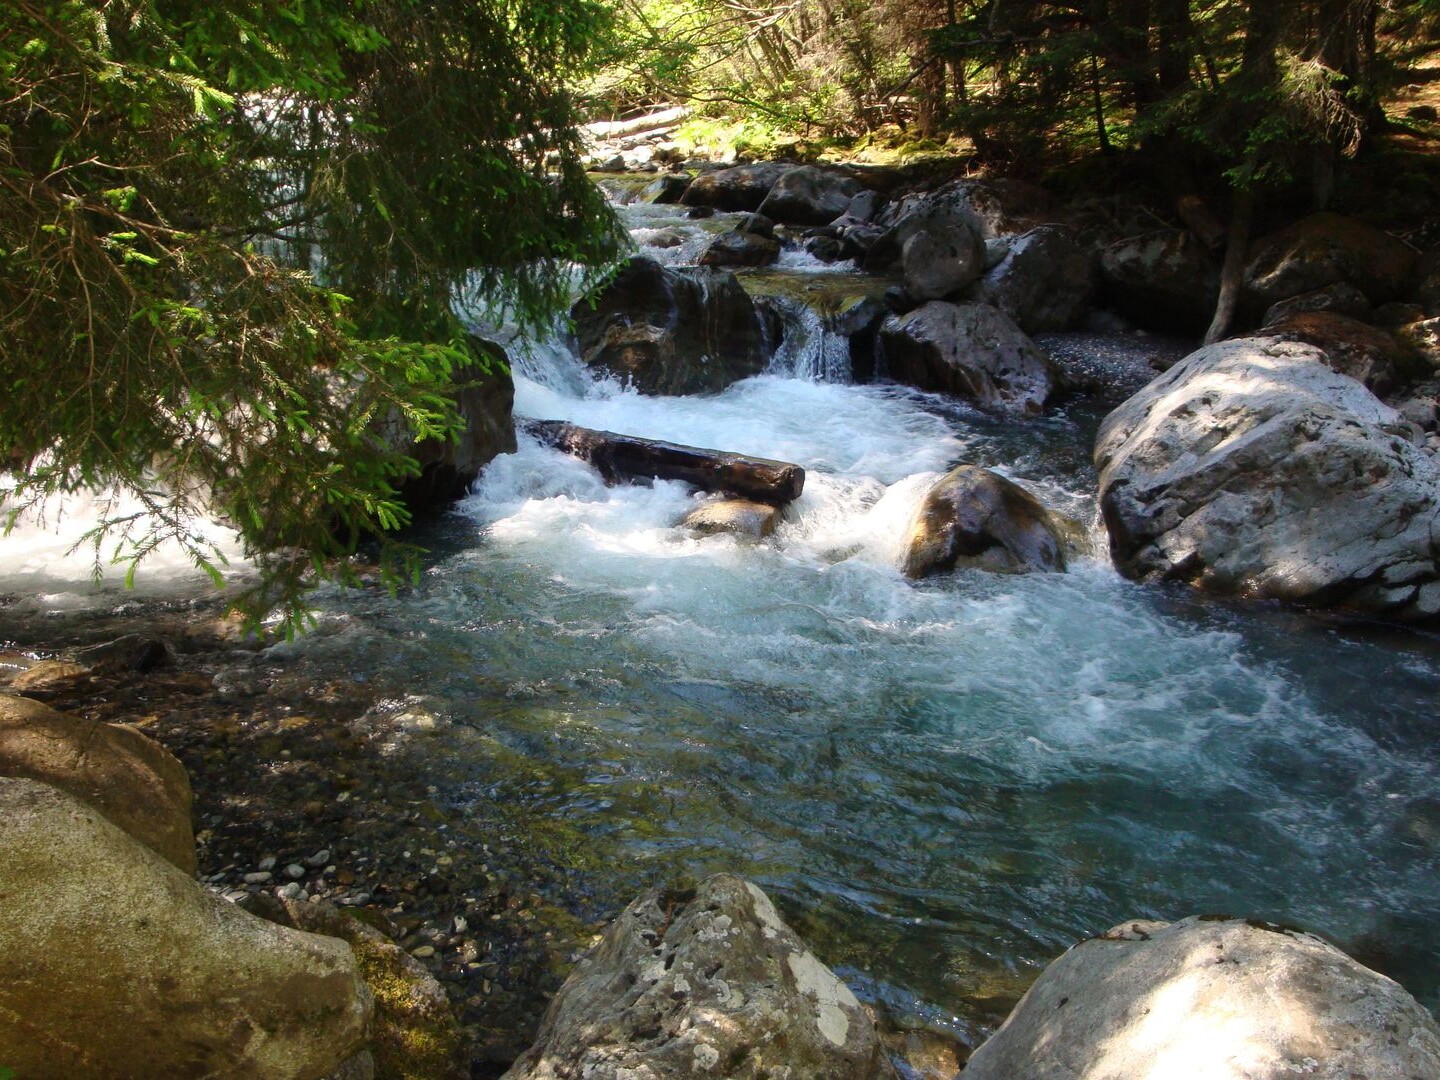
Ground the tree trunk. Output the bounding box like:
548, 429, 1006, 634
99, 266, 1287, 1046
1204, 187, 1254, 345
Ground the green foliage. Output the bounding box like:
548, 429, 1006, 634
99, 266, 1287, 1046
0, 0, 623, 632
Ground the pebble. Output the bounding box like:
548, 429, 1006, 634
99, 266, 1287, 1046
277, 882, 306, 900
257, 856, 277, 872
304, 848, 331, 868
284, 863, 306, 880
412, 945, 437, 958
243, 871, 273, 884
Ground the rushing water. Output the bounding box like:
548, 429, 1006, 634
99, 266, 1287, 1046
6, 192, 1440, 1046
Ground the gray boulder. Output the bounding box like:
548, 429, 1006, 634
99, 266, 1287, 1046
757, 165, 864, 226
680, 163, 789, 212
0, 693, 195, 873
879, 301, 1058, 414
502, 874, 891, 1080
0, 777, 371, 1079
1100, 229, 1220, 334
903, 465, 1074, 577
1095, 335, 1440, 620
1244, 212, 1418, 308
867, 201, 986, 302
968, 224, 1095, 333
682, 499, 783, 540
963, 916, 1440, 1080
572, 257, 772, 395
640, 173, 691, 204
699, 218, 782, 268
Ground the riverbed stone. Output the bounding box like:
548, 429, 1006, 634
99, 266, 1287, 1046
699, 227, 781, 268
1265, 310, 1419, 396
1099, 228, 1220, 334
757, 165, 864, 226
0, 693, 195, 873
502, 874, 892, 1080
245, 894, 468, 1080
879, 301, 1058, 413
572, 256, 772, 394
968, 224, 1094, 333
0, 777, 371, 1079
903, 465, 1073, 577
1095, 334, 1440, 620
640, 173, 691, 204
962, 915, 1440, 1080
392, 335, 516, 513
1261, 281, 1373, 326
1244, 211, 1418, 308
682, 498, 783, 540
680, 163, 789, 212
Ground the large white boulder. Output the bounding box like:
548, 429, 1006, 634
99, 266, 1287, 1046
503, 874, 892, 1079
0, 777, 371, 1079
1095, 334, 1440, 620
963, 916, 1440, 1080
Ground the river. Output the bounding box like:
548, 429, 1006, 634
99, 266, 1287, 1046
4, 187, 1439, 1051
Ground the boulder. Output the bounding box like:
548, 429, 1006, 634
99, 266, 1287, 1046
394, 335, 516, 513
1266, 310, 1418, 396
680, 163, 790, 212
1100, 229, 1221, 334
699, 227, 781, 269
757, 165, 864, 226
244, 895, 467, 1080
1261, 282, 1373, 326
866, 200, 986, 302
73, 633, 175, 673
1095, 335, 1440, 621
874, 178, 1036, 240
968, 224, 1095, 333
1398, 317, 1440, 372
962, 916, 1440, 1080
879, 301, 1058, 414
5, 659, 90, 693
0, 777, 371, 1079
502, 874, 891, 1080
1416, 247, 1440, 317
0, 693, 195, 873
571, 257, 772, 395
682, 498, 783, 540
1244, 212, 1418, 308
640, 174, 691, 204
903, 465, 1073, 577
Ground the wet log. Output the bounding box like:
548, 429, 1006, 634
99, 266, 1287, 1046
522, 420, 805, 505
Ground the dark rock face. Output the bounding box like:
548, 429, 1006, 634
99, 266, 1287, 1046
969, 224, 1095, 333
571, 257, 773, 394
1244, 212, 1418, 308
396, 336, 517, 514
1416, 247, 1440, 317
1095, 335, 1440, 621
1261, 282, 1373, 326
501, 874, 892, 1080
963, 916, 1440, 1080
1100, 229, 1221, 334
680, 163, 790, 212
903, 465, 1072, 577
879, 301, 1058, 413
756, 165, 865, 226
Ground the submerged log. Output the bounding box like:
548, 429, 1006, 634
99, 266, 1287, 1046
522, 420, 805, 505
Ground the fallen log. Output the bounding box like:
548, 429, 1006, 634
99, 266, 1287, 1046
584, 106, 690, 142
521, 420, 805, 505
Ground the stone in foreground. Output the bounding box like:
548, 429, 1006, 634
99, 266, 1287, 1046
503, 874, 892, 1080
962, 915, 1440, 1080
0, 693, 196, 873
903, 465, 1074, 577
0, 778, 370, 1079
682, 498, 783, 540
1096, 335, 1440, 621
